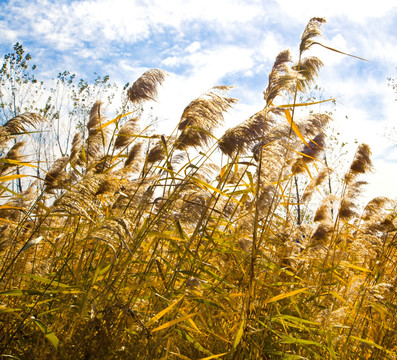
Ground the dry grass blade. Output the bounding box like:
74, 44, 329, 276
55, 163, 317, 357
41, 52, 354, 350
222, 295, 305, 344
145, 296, 184, 327
265, 287, 308, 304
127, 69, 167, 103
312, 42, 369, 61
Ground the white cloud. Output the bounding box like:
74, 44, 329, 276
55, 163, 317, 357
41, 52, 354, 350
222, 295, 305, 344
0, 22, 18, 43
365, 158, 397, 201
258, 32, 289, 63
148, 0, 262, 26
161, 44, 255, 82
276, 0, 396, 23
1, 0, 397, 199
185, 41, 201, 54
1, 0, 262, 51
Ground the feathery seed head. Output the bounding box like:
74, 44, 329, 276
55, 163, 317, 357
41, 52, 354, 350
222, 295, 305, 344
350, 143, 373, 174
70, 132, 83, 164
264, 50, 297, 105
127, 69, 167, 104
180, 191, 209, 225
218, 109, 274, 157
338, 180, 367, 220
44, 156, 70, 191
176, 86, 238, 150
362, 197, 391, 221
292, 132, 326, 173
300, 17, 326, 54
94, 154, 113, 173
5, 141, 25, 161
345, 143, 373, 183
124, 142, 143, 168
95, 174, 121, 196
114, 117, 139, 149
310, 222, 333, 246
4, 112, 46, 134
365, 211, 397, 234
314, 195, 337, 222
302, 167, 332, 203
85, 128, 110, 164
293, 56, 324, 91
301, 113, 332, 137
147, 138, 166, 163
87, 101, 103, 133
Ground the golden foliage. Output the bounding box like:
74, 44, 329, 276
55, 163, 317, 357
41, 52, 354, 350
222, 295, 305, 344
0, 18, 395, 360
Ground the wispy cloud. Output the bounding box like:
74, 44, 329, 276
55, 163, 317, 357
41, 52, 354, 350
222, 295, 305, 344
1, 0, 397, 199
276, 0, 396, 23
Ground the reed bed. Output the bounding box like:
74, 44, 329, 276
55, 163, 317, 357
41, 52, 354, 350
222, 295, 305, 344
0, 18, 396, 359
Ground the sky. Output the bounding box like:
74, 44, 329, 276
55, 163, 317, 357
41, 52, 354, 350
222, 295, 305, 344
0, 0, 397, 201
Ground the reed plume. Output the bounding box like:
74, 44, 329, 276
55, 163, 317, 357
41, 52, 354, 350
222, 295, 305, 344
3, 112, 46, 134
146, 136, 166, 163
298, 113, 332, 137
84, 102, 111, 167
179, 191, 210, 225
95, 174, 121, 196
302, 166, 332, 202
300, 17, 326, 54
0, 183, 37, 231
313, 195, 336, 223
4, 141, 25, 161
293, 56, 323, 91
264, 50, 297, 105
70, 132, 83, 165
86, 130, 107, 165
176, 86, 238, 150
44, 156, 70, 191
114, 118, 139, 149
87, 101, 103, 133
344, 143, 373, 184
127, 69, 167, 103
218, 109, 275, 157
124, 142, 143, 169
292, 132, 326, 174
361, 196, 391, 221
338, 180, 367, 220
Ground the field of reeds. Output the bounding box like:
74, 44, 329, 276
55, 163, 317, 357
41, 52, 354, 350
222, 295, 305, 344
0, 18, 396, 359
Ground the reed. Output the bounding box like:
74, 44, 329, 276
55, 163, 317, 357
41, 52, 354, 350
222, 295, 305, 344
0, 18, 395, 360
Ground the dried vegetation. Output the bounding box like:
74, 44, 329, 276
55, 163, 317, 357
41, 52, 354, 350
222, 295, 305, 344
0, 18, 396, 360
